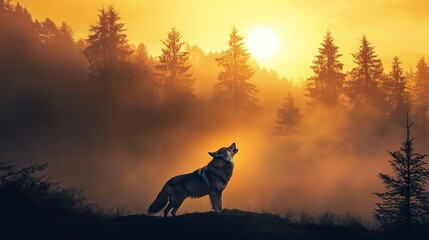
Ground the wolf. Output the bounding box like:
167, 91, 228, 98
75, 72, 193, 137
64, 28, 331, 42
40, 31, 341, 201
148, 142, 238, 217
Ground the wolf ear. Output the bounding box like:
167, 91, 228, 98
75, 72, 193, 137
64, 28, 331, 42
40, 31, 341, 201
208, 152, 219, 158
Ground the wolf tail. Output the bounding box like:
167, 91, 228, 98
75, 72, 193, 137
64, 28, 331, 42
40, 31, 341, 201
148, 183, 169, 214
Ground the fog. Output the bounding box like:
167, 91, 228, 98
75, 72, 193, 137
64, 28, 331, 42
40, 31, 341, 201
1, 1, 428, 220
0, 85, 407, 219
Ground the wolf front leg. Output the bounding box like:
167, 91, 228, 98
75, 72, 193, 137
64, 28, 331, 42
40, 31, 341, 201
209, 191, 221, 213
217, 191, 223, 213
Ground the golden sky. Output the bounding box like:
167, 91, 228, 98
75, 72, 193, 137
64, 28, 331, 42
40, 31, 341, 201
15, 0, 429, 80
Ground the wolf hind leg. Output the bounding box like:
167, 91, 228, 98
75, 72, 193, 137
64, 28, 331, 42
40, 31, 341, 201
171, 194, 185, 217
163, 202, 173, 217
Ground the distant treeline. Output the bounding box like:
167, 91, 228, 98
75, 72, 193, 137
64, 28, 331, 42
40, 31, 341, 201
1, 1, 428, 139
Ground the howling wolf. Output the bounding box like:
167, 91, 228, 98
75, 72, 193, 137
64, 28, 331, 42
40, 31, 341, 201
148, 143, 238, 217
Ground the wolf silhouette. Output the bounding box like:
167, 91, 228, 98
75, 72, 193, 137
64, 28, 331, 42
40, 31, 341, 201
148, 143, 238, 217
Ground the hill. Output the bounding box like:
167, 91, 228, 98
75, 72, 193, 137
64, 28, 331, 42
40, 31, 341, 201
1, 209, 380, 240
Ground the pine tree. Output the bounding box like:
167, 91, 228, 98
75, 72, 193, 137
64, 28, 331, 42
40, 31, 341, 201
413, 57, 429, 139
36, 18, 59, 45
133, 43, 159, 101
306, 31, 345, 107
346, 35, 385, 110
214, 26, 258, 112
385, 57, 411, 124
83, 6, 132, 85
57, 22, 74, 44
11, 2, 32, 26
374, 114, 429, 238
0, 0, 14, 37
275, 93, 302, 134
0, 0, 12, 17
156, 28, 193, 102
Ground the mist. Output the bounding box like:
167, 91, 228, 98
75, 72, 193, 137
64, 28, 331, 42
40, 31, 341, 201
1, 1, 428, 222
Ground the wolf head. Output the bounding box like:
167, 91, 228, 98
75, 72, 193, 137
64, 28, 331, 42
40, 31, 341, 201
208, 143, 239, 162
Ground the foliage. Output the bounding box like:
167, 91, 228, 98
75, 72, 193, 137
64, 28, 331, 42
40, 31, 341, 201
214, 26, 259, 112
413, 57, 429, 137
281, 210, 364, 228
384, 57, 411, 124
346, 36, 386, 111
0, 0, 14, 17
0, 161, 96, 218
306, 31, 345, 107
132, 43, 160, 102
156, 28, 194, 102
374, 114, 429, 238
35, 18, 73, 45
84, 6, 133, 85
275, 92, 302, 134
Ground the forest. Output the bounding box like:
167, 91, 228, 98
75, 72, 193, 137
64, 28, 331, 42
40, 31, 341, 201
1, 1, 429, 239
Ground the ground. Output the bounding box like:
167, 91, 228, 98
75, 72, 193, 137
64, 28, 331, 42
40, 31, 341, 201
1, 209, 380, 240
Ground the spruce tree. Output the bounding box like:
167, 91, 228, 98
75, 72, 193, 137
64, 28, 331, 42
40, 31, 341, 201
84, 6, 132, 85
375, 114, 429, 238
306, 31, 345, 107
346, 35, 385, 110
36, 18, 59, 45
57, 22, 74, 44
214, 26, 258, 112
11, 2, 32, 25
275, 93, 302, 134
385, 57, 411, 124
156, 28, 193, 102
133, 43, 159, 101
0, 0, 12, 17
413, 57, 429, 138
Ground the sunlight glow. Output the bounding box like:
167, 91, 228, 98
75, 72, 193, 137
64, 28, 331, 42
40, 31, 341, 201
247, 27, 280, 60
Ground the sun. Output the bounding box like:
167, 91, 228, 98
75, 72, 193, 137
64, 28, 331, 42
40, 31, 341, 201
247, 27, 280, 60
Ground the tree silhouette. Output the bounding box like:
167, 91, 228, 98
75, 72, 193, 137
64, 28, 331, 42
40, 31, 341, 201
10, 2, 32, 28
57, 22, 74, 44
0, 161, 96, 217
36, 18, 59, 45
385, 57, 411, 124
306, 31, 345, 107
156, 28, 194, 102
413, 57, 429, 139
0, 0, 12, 17
275, 92, 302, 134
374, 114, 429, 238
133, 43, 159, 102
34, 18, 73, 47
84, 6, 133, 85
346, 36, 385, 111
214, 26, 258, 112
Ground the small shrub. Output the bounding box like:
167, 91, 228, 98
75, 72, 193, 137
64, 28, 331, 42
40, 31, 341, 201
298, 211, 315, 225
339, 213, 363, 227
317, 211, 339, 226
0, 161, 96, 218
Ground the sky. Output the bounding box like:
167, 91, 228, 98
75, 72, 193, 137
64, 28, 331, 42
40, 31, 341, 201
15, 0, 429, 80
